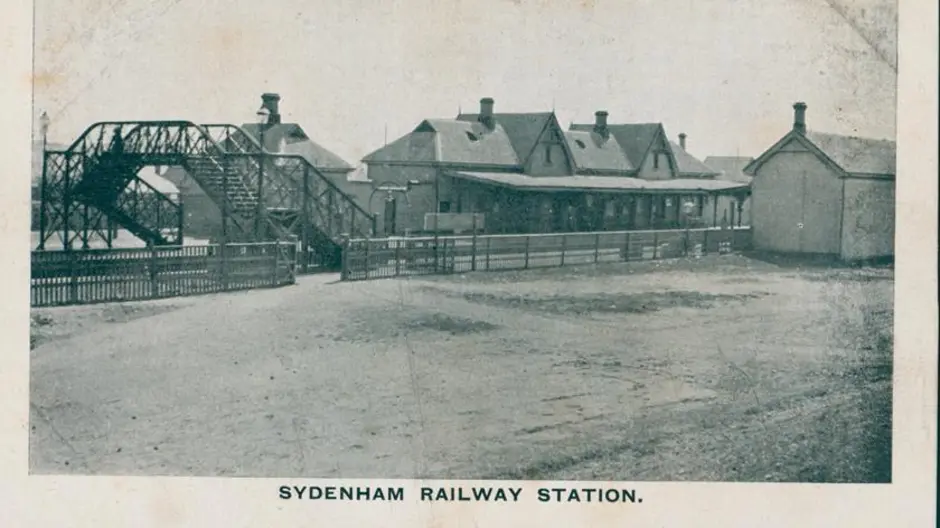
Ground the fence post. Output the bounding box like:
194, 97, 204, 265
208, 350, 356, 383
560, 234, 566, 267
149, 244, 158, 298
471, 219, 478, 272
364, 240, 370, 279
524, 235, 530, 269
653, 231, 659, 260
448, 239, 455, 273
703, 228, 709, 255
68, 251, 79, 305
177, 202, 184, 245
623, 231, 630, 262
594, 233, 600, 263
272, 242, 280, 285
340, 239, 350, 280
485, 237, 491, 271
220, 243, 228, 290
394, 240, 401, 277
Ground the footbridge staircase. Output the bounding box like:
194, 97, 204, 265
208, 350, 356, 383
36, 121, 376, 269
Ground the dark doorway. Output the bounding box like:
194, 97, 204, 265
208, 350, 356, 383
383, 198, 397, 235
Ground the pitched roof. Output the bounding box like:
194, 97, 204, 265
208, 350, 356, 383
703, 156, 754, 182
362, 124, 438, 163
563, 130, 635, 173
803, 131, 896, 176
745, 129, 896, 178
449, 171, 750, 193
241, 123, 353, 172
571, 123, 662, 168
456, 112, 553, 163
425, 119, 520, 165
361, 119, 521, 166
668, 141, 720, 177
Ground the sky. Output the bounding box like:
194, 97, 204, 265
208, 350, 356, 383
32, 0, 898, 165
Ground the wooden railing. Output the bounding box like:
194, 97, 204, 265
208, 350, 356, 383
341, 227, 752, 281
31, 241, 296, 307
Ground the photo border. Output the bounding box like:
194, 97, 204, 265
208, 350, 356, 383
1, 0, 935, 525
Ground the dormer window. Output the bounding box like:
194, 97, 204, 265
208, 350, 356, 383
545, 144, 553, 164
465, 131, 479, 142
575, 139, 586, 149
653, 152, 660, 170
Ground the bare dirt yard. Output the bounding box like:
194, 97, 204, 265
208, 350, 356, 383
29, 254, 893, 482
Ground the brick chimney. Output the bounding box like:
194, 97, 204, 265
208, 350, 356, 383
594, 111, 609, 139
261, 93, 282, 125
678, 133, 687, 150
479, 97, 495, 130
793, 102, 807, 135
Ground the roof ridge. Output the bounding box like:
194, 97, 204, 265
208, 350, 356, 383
806, 129, 896, 144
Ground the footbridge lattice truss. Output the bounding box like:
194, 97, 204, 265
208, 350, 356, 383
37, 121, 376, 255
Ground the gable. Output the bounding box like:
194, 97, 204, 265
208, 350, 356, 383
523, 114, 575, 175
745, 131, 845, 178
640, 126, 678, 176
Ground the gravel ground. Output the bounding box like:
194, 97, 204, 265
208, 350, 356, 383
29, 254, 893, 482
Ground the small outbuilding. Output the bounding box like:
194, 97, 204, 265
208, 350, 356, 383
744, 102, 896, 261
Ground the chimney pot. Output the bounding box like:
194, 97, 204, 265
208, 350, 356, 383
793, 101, 807, 134
678, 133, 687, 150
261, 93, 282, 125
594, 110, 609, 138
479, 97, 495, 130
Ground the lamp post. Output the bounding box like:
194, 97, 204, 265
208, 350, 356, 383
37, 111, 50, 250
255, 106, 270, 239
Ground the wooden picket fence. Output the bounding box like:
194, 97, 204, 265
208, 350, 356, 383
341, 227, 752, 281
31, 241, 297, 307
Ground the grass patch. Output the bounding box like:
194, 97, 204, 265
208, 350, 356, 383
335, 307, 501, 342
402, 313, 500, 335
30, 303, 181, 350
